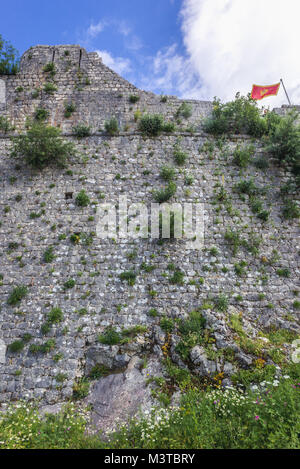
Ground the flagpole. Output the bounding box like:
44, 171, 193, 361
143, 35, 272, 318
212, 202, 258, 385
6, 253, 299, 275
280, 78, 291, 106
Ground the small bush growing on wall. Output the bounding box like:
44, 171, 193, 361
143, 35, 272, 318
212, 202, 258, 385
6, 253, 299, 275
72, 123, 91, 138
43, 82, 58, 94
34, 108, 49, 121
7, 285, 28, 306
104, 117, 119, 136
138, 114, 164, 136
264, 110, 300, 177
153, 181, 177, 203
203, 93, 266, 137
0, 116, 14, 133
232, 144, 255, 168
176, 102, 192, 119
129, 95, 140, 103
11, 123, 76, 168
75, 190, 90, 207
64, 102, 76, 118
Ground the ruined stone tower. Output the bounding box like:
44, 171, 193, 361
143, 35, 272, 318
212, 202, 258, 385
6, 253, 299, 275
0, 46, 298, 427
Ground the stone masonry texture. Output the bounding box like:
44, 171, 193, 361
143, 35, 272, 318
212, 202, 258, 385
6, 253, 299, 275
0, 45, 299, 406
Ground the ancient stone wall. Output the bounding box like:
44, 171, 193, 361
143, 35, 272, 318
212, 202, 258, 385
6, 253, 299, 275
0, 46, 299, 406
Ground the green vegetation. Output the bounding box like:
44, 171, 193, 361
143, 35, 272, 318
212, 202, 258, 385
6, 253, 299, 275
129, 95, 140, 103
160, 165, 176, 181
64, 102, 76, 118
7, 285, 28, 306
0, 116, 14, 133
203, 93, 268, 137
232, 144, 255, 168
72, 124, 91, 138
0, 34, 19, 75
264, 110, 300, 180
98, 324, 147, 345
153, 181, 177, 203
169, 269, 185, 285
11, 122, 76, 168
173, 147, 188, 166
43, 246, 55, 263
176, 102, 192, 119
63, 279, 76, 290
1, 369, 300, 449
43, 62, 56, 74
75, 190, 90, 207
105, 117, 119, 136
119, 270, 137, 286
138, 114, 174, 136
43, 82, 57, 94
34, 108, 49, 121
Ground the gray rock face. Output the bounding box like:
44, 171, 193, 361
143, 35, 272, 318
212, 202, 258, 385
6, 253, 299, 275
190, 345, 217, 376
85, 344, 130, 374
86, 357, 162, 434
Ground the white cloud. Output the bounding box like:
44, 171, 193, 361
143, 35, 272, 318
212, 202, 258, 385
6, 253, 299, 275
96, 50, 132, 75
86, 20, 107, 38
180, 0, 300, 107
138, 44, 201, 98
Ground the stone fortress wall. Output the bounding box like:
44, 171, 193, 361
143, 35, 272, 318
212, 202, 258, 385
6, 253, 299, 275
0, 46, 298, 407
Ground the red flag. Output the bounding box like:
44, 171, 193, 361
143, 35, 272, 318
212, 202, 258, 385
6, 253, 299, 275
251, 83, 280, 100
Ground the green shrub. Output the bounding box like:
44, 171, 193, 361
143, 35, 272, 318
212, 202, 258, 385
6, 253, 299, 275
64, 102, 76, 118
47, 307, 63, 324
98, 327, 122, 345
160, 165, 175, 181
63, 279, 76, 290
89, 364, 110, 380
11, 123, 76, 168
173, 149, 188, 166
176, 102, 192, 119
34, 108, 49, 121
214, 294, 229, 312
72, 378, 90, 400
276, 268, 291, 278
0, 116, 14, 133
163, 121, 176, 133
72, 124, 91, 138
32, 89, 40, 99
7, 285, 28, 305
8, 340, 25, 353
43, 82, 57, 94
169, 269, 185, 285
75, 190, 90, 207
43, 62, 56, 74
138, 114, 164, 136
264, 110, 300, 173
129, 95, 140, 103
29, 340, 56, 355
282, 200, 300, 219
119, 270, 137, 286
234, 178, 260, 196
160, 316, 174, 333
43, 246, 55, 263
232, 144, 255, 168
0, 34, 19, 75
203, 93, 266, 137
153, 181, 177, 203
179, 311, 206, 336
104, 117, 119, 136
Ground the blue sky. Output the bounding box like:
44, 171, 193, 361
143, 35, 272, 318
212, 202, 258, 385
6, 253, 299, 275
1, 0, 299, 106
